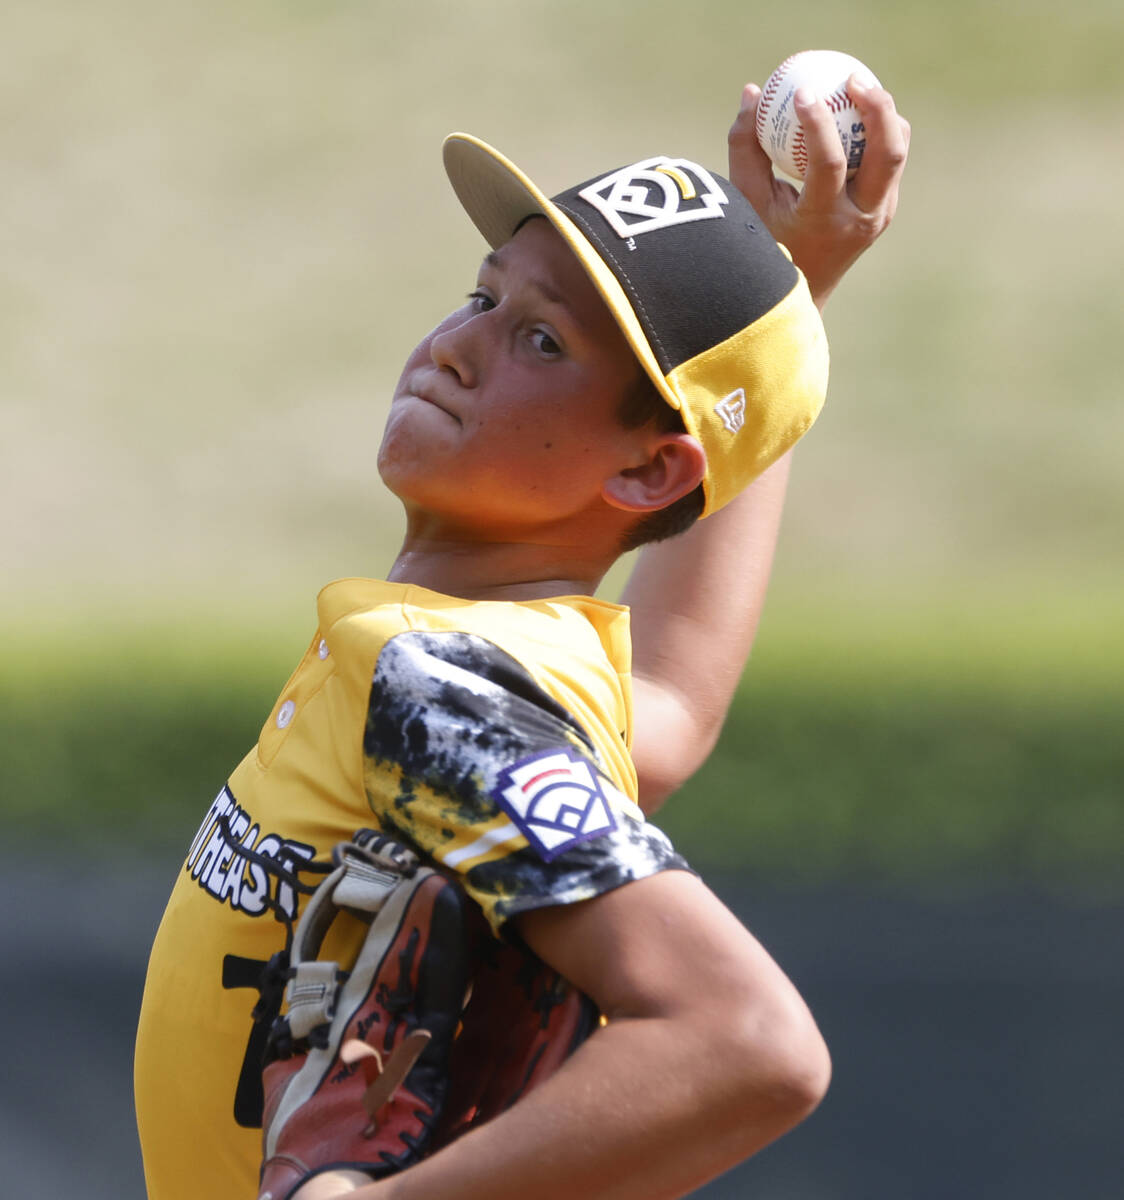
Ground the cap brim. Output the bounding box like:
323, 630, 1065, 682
442, 133, 683, 419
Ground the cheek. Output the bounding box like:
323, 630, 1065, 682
393, 307, 471, 385
393, 337, 433, 393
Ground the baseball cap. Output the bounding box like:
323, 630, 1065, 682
442, 133, 830, 517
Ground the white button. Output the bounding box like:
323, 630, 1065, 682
318, 639, 330, 660
276, 700, 296, 729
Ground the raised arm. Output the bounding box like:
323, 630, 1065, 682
627, 79, 910, 812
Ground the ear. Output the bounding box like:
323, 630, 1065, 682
601, 433, 707, 513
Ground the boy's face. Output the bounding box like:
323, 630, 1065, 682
378, 219, 649, 537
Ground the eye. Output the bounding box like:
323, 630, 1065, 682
530, 329, 563, 357
467, 289, 495, 312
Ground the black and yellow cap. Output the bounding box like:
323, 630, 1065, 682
442, 133, 830, 517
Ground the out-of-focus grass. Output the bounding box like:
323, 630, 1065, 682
3, 597, 1120, 897
0, 624, 300, 848
658, 589, 1124, 897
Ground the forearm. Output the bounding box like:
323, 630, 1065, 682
348, 1005, 820, 1200
624, 452, 792, 809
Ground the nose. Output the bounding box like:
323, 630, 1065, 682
428, 308, 483, 388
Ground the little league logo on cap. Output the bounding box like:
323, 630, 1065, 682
578, 157, 729, 239
442, 133, 830, 516
491, 748, 621, 862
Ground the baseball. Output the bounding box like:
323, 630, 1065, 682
756, 50, 881, 181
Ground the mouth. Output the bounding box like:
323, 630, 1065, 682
404, 376, 462, 424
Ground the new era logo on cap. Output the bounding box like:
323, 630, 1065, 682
578, 157, 728, 240
492, 748, 621, 862
715, 388, 747, 434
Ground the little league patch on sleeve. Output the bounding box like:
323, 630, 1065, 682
491, 748, 622, 862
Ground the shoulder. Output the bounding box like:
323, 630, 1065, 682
364, 627, 605, 791
356, 621, 685, 939
317, 581, 636, 797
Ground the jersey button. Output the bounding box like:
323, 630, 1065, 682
318, 639, 330, 660
276, 699, 296, 729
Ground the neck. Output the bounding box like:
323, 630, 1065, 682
386, 517, 620, 602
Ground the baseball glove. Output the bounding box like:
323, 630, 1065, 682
254, 830, 597, 1200
432, 934, 600, 1149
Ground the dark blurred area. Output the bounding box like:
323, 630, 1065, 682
2, 854, 1119, 1198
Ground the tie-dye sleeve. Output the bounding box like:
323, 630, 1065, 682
362, 630, 692, 935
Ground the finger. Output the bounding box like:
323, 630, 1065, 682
846, 77, 910, 215
727, 83, 782, 206
791, 88, 849, 208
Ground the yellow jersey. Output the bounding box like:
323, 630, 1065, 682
134, 579, 687, 1199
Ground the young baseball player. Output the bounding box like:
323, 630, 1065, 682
135, 79, 908, 1200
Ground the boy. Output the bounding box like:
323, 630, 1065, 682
135, 80, 908, 1200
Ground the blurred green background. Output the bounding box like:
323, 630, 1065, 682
2, 0, 1122, 895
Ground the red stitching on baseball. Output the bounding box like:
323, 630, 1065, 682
756, 55, 797, 142
758, 55, 860, 177
791, 128, 807, 176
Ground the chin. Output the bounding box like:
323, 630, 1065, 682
374, 431, 413, 500
375, 448, 409, 501
375, 446, 449, 515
